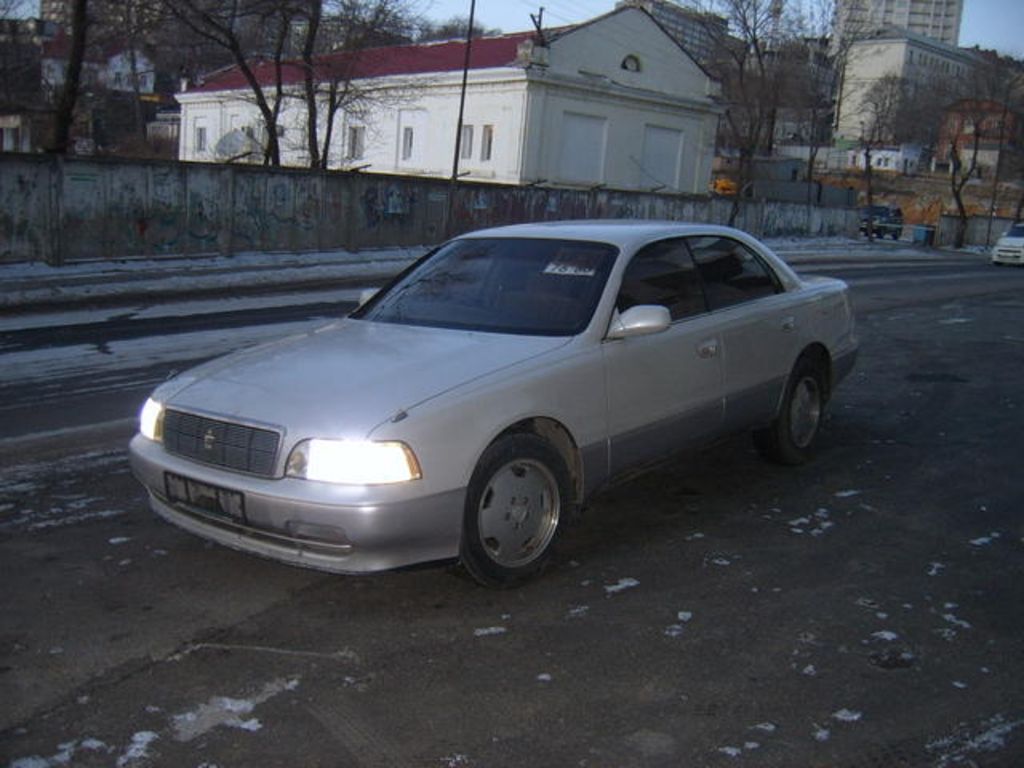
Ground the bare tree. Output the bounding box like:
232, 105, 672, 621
855, 74, 905, 239
161, 0, 300, 165
0, 4, 45, 124
96, 0, 162, 141
297, 0, 415, 169
940, 57, 1023, 247
416, 15, 500, 42
783, 0, 874, 204
693, 0, 796, 225
47, 0, 89, 154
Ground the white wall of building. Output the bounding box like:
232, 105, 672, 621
176, 7, 719, 194
836, 32, 976, 141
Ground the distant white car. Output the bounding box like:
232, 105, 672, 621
992, 222, 1024, 266
129, 221, 858, 586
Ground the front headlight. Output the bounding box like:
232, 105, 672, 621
139, 398, 165, 441
286, 439, 422, 485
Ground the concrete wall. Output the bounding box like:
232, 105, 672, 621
937, 214, 1017, 248
0, 153, 859, 265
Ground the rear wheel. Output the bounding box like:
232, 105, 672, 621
460, 434, 572, 587
754, 356, 827, 465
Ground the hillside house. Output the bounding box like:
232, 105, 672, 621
933, 98, 1023, 175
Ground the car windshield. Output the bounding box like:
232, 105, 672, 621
1006, 224, 1024, 237
352, 237, 619, 336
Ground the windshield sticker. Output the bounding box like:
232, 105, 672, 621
543, 261, 597, 277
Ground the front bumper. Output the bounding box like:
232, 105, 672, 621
992, 248, 1024, 265
129, 434, 465, 574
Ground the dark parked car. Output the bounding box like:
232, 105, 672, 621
859, 205, 904, 240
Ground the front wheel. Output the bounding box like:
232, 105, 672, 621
754, 357, 827, 465
460, 434, 572, 587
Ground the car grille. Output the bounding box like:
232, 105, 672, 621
163, 409, 280, 477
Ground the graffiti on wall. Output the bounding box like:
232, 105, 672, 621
0, 155, 859, 265
362, 183, 415, 228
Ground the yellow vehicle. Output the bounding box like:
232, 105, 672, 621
711, 177, 738, 196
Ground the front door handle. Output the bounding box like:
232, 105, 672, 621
697, 339, 719, 359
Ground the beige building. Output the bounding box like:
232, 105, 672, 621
834, 29, 979, 142
836, 0, 963, 46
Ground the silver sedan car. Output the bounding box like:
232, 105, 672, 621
130, 221, 858, 586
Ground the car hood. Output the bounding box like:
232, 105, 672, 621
156, 319, 569, 439
995, 236, 1024, 248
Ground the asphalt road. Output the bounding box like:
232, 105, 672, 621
2, 252, 1024, 767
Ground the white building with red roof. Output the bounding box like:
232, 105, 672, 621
175, 7, 720, 194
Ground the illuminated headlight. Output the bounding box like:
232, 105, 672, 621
286, 439, 422, 485
139, 398, 165, 442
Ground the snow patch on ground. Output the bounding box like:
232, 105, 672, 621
172, 678, 299, 742
927, 715, 1024, 767
0, 451, 129, 532
13, 734, 162, 768
116, 732, 159, 767
788, 508, 835, 536
473, 626, 507, 637
833, 708, 863, 723
604, 577, 640, 594
969, 532, 1001, 547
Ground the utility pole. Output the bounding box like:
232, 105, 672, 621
446, 0, 476, 239
985, 96, 1011, 247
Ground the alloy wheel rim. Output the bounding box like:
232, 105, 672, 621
478, 459, 560, 567
789, 376, 822, 449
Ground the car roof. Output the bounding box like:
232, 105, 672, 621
457, 219, 760, 251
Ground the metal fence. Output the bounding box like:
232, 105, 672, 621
1, 153, 859, 265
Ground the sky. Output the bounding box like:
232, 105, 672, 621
419, 0, 1024, 58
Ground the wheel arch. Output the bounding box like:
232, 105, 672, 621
796, 342, 833, 402
489, 417, 583, 508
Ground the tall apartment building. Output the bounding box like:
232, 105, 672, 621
836, 0, 963, 46
615, 0, 727, 65
39, 0, 70, 26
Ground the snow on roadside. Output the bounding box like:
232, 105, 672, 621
0, 319, 326, 388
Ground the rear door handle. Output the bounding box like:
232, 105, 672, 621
697, 339, 719, 359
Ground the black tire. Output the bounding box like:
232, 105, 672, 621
891, 230, 899, 240
753, 356, 827, 465
460, 434, 572, 587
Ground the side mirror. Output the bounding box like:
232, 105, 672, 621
606, 305, 671, 340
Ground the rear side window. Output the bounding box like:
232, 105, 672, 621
686, 236, 780, 310
617, 238, 707, 321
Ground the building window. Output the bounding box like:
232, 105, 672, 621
402, 126, 414, 160
621, 54, 642, 72
460, 125, 474, 160
195, 124, 207, 152
347, 125, 365, 160
481, 125, 494, 161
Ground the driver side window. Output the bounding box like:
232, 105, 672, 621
616, 238, 707, 321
